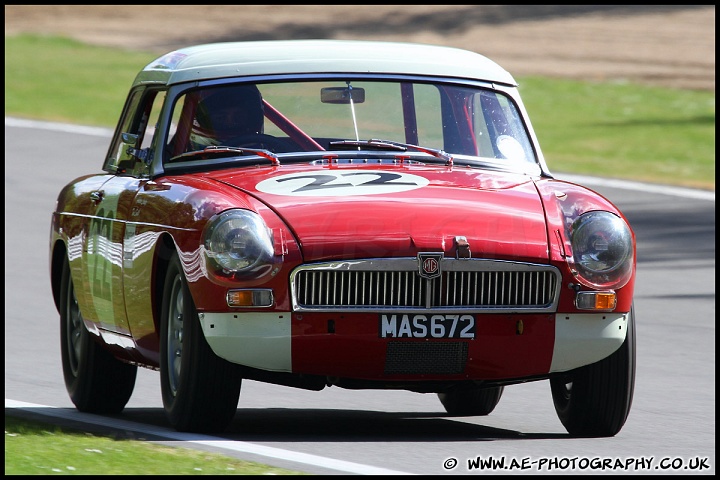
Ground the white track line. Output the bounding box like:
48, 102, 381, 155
6, 399, 413, 475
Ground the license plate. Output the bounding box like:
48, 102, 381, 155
379, 314, 476, 339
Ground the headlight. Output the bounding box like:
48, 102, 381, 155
203, 209, 274, 277
569, 211, 634, 289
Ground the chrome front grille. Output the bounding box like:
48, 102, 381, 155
290, 257, 560, 313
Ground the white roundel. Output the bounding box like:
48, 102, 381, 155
496, 135, 527, 162
255, 169, 429, 196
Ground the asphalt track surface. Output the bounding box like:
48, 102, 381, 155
4, 117, 715, 475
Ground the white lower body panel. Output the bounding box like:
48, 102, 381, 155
200, 310, 630, 376
199, 311, 292, 372
550, 312, 629, 372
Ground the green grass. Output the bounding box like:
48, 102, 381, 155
4, 35, 156, 126
518, 77, 715, 190
4, 34, 715, 190
5, 414, 305, 475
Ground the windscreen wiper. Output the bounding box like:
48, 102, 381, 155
329, 138, 453, 166
169, 146, 280, 165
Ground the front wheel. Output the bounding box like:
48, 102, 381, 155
550, 307, 636, 437
438, 385, 504, 416
59, 256, 137, 413
159, 252, 242, 432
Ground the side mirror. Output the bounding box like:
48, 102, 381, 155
118, 133, 140, 163
321, 87, 365, 104
122, 132, 150, 163
114, 133, 149, 172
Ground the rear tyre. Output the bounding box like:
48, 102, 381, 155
550, 306, 636, 437
159, 252, 242, 433
438, 385, 504, 416
59, 256, 137, 413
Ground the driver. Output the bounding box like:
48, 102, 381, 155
189, 84, 264, 149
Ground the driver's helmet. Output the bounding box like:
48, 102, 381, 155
189, 84, 264, 148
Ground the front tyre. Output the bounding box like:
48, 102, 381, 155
550, 306, 636, 437
159, 252, 242, 433
59, 256, 137, 413
438, 386, 504, 416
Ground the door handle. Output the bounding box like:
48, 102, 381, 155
90, 191, 104, 204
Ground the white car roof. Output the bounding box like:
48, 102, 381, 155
133, 40, 517, 87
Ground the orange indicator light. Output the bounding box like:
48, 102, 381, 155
575, 291, 616, 310
226, 289, 274, 308
595, 292, 617, 310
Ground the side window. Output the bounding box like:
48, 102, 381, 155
104, 88, 167, 175
105, 90, 142, 171
140, 91, 166, 150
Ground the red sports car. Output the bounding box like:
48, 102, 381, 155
49, 40, 636, 436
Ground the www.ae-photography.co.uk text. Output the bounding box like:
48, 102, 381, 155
442, 455, 712, 473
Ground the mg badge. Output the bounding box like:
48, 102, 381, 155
418, 252, 443, 279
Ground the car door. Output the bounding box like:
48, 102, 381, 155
84, 176, 144, 336
84, 87, 167, 339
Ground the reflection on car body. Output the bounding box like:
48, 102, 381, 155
49, 40, 636, 436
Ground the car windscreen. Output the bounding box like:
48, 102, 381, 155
164, 79, 538, 166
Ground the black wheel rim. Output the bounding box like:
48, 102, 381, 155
65, 278, 84, 376
166, 276, 184, 396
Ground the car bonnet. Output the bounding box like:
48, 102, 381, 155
205, 164, 549, 262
